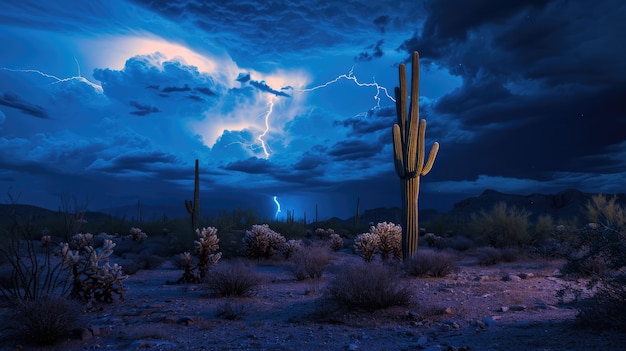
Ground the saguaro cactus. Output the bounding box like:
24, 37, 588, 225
392, 51, 440, 261
184, 159, 200, 229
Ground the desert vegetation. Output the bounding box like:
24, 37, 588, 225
1, 191, 625, 349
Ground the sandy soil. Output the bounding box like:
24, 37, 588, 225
2, 249, 625, 351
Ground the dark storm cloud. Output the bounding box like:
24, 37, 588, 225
396, 0, 626, 187
292, 153, 329, 171
0, 92, 49, 119
339, 113, 394, 134
162, 84, 191, 93
373, 15, 390, 33
194, 87, 217, 96
249, 80, 291, 97
222, 157, 275, 174
129, 101, 160, 116
328, 139, 385, 161
354, 39, 385, 62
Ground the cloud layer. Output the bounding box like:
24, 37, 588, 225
0, 0, 624, 220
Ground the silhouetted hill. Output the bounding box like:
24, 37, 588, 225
0, 204, 114, 226
450, 189, 626, 220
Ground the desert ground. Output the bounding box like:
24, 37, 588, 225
1, 248, 625, 351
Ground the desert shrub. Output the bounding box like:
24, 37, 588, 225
476, 247, 505, 266
328, 233, 344, 251
561, 194, 626, 329
353, 232, 380, 262
243, 224, 286, 259
11, 295, 82, 345
327, 262, 410, 312
369, 222, 402, 260
468, 202, 531, 247
441, 235, 474, 252
286, 244, 332, 280
216, 301, 248, 320
405, 250, 458, 277
281, 239, 304, 259
204, 260, 263, 297
531, 214, 554, 245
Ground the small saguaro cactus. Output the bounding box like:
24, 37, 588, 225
392, 51, 440, 261
184, 159, 200, 229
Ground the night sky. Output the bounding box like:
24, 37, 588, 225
0, 0, 624, 220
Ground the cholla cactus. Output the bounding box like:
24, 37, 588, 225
174, 227, 222, 284
354, 233, 381, 262
281, 239, 304, 259
195, 227, 222, 279
40, 234, 52, 248
243, 224, 286, 259
60, 236, 127, 302
129, 227, 148, 243
329, 233, 344, 251
315, 228, 335, 239
370, 222, 402, 261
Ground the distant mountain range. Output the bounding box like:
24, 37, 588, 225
1, 189, 624, 229
345, 189, 626, 227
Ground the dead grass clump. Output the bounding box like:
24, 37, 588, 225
405, 250, 458, 277
287, 244, 332, 281
326, 262, 410, 312
216, 301, 248, 320
11, 295, 83, 345
204, 260, 263, 297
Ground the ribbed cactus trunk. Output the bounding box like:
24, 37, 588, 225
185, 159, 200, 229
392, 52, 439, 261
400, 176, 420, 260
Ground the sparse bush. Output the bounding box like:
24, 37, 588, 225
562, 194, 626, 329
442, 235, 474, 252
405, 250, 458, 277
476, 247, 504, 266
204, 260, 263, 297
281, 239, 304, 259
468, 202, 530, 247
328, 233, 344, 251
286, 244, 332, 280
243, 224, 286, 259
315, 228, 335, 239
11, 295, 82, 345
327, 262, 410, 312
216, 301, 248, 320
354, 232, 380, 262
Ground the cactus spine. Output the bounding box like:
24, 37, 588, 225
392, 51, 439, 261
184, 159, 200, 229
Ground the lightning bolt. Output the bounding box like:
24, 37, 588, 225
1, 58, 103, 93
296, 67, 396, 116
257, 96, 274, 158
273, 195, 281, 220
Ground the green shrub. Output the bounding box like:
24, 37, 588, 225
204, 260, 263, 297
326, 262, 410, 312
468, 202, 530, 247
405, 250, 458, 277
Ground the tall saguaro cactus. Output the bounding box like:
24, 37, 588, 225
184, 159, 200, 229
392, 51, 440, 261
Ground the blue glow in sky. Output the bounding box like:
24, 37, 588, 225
0, 1, 624, 219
